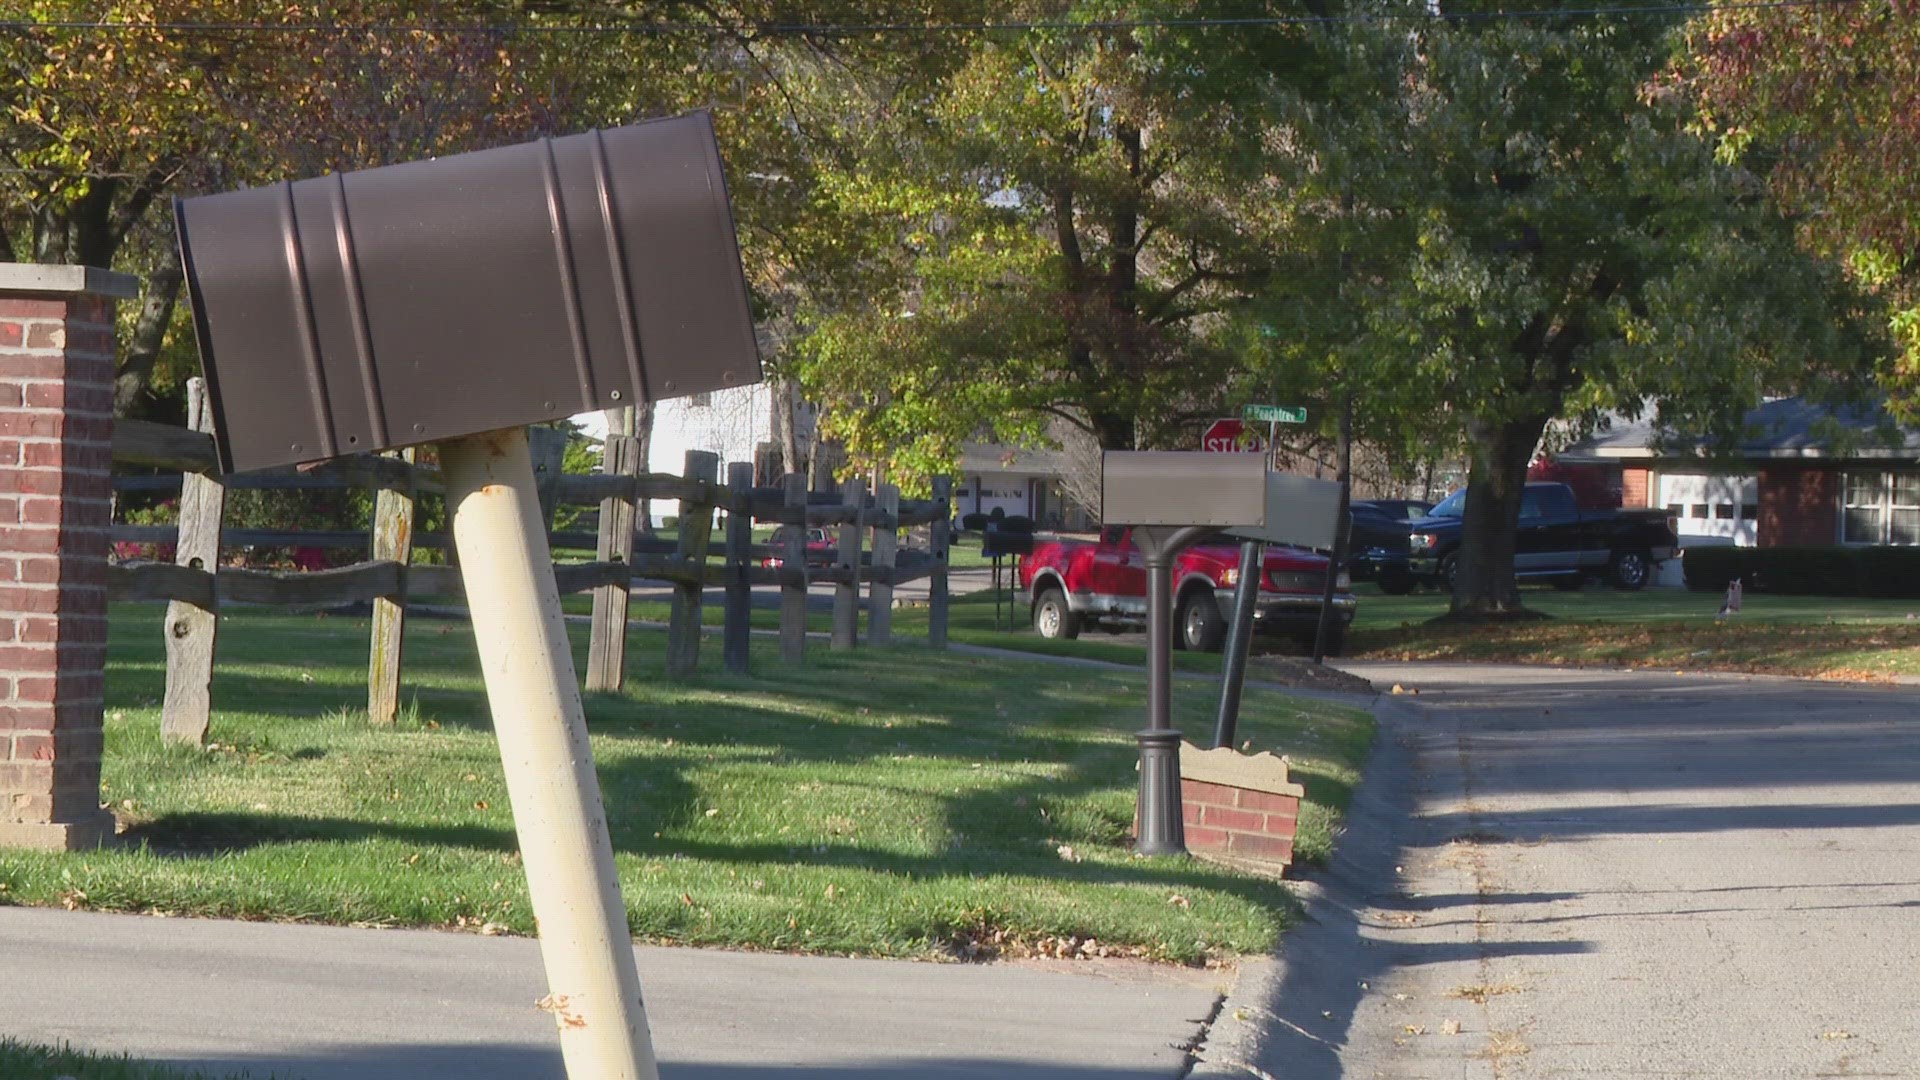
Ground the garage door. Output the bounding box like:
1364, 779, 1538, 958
1656, 473, 1757, 586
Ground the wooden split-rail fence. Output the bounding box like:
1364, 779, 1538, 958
110, 381, 953, 745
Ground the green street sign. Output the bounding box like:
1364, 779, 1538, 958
1243, 404, 1307, 424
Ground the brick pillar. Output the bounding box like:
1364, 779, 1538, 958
0, 265, 138, 851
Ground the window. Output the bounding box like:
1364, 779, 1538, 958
1842, 471, 1920, 545
1690, 504, 1709, 519
1714, 504, 1734, 520
1666, 503, 1683, 518
689, 392, 711, 408
1741, 503, 1759, 522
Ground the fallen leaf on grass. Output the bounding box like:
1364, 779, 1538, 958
1167, 894, 1191, 908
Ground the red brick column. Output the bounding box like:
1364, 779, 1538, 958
0, 265, 138, 851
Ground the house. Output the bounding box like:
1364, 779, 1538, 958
1556, 397, 1918, 585
955, 444, 1089, 529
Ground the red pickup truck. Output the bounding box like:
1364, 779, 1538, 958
1019, 527, 1357, 654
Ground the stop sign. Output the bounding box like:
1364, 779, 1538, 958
1202, 418, 1265, 453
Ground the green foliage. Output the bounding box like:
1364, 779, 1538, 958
1683, 2, 1920, 395
1241, 10, 1890, 615
791, 4, 1341, 481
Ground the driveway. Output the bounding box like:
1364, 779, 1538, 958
1197, 663, 1920, 1078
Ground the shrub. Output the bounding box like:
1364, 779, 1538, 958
1682, 545, 1920, 598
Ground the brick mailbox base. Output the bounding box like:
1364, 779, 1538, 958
1178, 742, 1306, 870
0, 265, 136, 852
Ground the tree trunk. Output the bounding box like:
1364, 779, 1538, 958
1449, 412, 1552, 618
114, 249, 184, 415
775, 378, 804, 477
634, 400, 657, 537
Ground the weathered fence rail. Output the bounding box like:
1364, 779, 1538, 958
112, 383, 952, 745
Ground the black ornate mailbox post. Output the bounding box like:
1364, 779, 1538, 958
1213, 473, 1342, 750
1101, 452, 1273, 856
175, 111, 760, 1080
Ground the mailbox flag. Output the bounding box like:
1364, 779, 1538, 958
176, 110, 762, 473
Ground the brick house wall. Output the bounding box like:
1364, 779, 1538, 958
1622, 467, 1651, 509
1757, 466, 1838, 547
0, 265, 137, 851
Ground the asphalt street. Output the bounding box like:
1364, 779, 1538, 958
1196, 662, 1920, 1079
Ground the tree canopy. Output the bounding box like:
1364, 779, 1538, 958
1285, 12, 1888, 614
1684, 0, 1920, 394
788, 5, 1340, 481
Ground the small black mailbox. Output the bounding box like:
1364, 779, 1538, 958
981, 516, 1036, 559
175, 110, 761, 473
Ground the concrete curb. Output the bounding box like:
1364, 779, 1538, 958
1185, 694, 1445, 1079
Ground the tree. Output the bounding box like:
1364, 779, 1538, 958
787, 5, 1340, 485
1279, 12, 1888, 616
1683, 2, 1920, 395
0, 2, 744, 415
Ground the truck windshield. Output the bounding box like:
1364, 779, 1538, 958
1428, 490, 1465, 518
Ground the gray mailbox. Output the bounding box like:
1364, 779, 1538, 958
175, 109, 760, 473
1101, 451, 1270, 528
1100, 450, 1279, 858
1225, 472, 1343, 550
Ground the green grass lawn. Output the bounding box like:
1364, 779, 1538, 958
0, 604, 1372, 965
561, 589, 1245, 675
1347, 583, 1920, 679
0, 1041, 248, 1080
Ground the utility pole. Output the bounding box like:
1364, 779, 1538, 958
1312, 391, 1353, 664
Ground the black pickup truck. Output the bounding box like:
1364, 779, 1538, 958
1407, 482, 1679, 591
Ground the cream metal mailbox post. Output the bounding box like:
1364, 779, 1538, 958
1101, 452, 1274, 855
175, 111, 761, 1080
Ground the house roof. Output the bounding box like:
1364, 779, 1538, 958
1560, 397, 1920, 463
957, 443, 1072, 477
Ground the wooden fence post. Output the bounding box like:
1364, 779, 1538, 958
929, 476, 952, 650
779, 473, 808, 663
867, 483, 898, 647
722, 462, 753, 676
831, 477, 866, 650
586, 423, 640, 692
529, 425, 569, 533
666, 450, 719, 677
160, 377, 224, 745
366, 447, 416, 726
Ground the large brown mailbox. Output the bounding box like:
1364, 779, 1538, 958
173, 112, 763, 1078
175, 110, 760, 473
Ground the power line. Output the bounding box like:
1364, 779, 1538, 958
0, 0, 1876, 37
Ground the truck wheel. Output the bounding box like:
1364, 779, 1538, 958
1177, 589, 1227, 652
1377, 570, 1415, 596
1611, 551, 1651, 591
1439, 556, 1459, 595
1032, 587, 1080, 639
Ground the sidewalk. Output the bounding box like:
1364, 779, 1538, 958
1, 906, 1225, 1079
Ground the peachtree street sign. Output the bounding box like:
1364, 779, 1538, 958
1243, 404, 1307, 424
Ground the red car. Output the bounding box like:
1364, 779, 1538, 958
762, 526, 837, 568
1019, 526, 1356, 654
